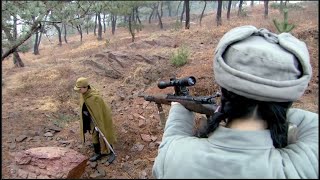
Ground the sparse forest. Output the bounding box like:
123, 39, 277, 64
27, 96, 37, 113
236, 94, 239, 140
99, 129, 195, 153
2, 1, 318, 179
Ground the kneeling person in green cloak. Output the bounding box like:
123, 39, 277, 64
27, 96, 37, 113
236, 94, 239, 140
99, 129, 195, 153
74, 77, 117, 163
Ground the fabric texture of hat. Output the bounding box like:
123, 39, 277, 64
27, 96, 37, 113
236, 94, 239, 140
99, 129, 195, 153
213, 25, 312, 102
74, 77, 89, 91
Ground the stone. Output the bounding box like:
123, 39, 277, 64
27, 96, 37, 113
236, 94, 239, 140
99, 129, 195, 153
90, 161, 97, 169
121, 162, 132, 172
97, 167, 106, 176
148, 142, 156, 149
139, 170, 147, 179
90, 171, 103, 178
130, 143, 144, 152
17, 168, 29, 178
133, 113, 144, 119
140, 134, 152, 142
9, 143, 16, 150
138, 119, 145, 128
31, 136, 41, 142
11, 147, 88, 179
133, 159, 143, 165
128, 115, 134, 120
44, 132, 54, 137
15, 135, 28, 142
151, 135, 157, 142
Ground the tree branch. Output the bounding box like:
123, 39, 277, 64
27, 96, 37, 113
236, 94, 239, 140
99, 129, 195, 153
2, 22, 41, 61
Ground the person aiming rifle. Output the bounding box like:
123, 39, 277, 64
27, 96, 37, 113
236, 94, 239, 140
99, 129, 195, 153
74, 77, 116, 164
152, 25, 318, 178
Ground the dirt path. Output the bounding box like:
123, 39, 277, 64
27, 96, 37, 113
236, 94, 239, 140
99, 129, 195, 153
2, 3, 318, 179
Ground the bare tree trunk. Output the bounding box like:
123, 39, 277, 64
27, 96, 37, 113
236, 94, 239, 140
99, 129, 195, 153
12, 16, 25, 67
185, 0, 190, 29
76, 25, 83, 42
63, 23, 68, 43
160, 2, 163, 18
94, 13, 97, 36
156, 3, 163, 29
31, 16, 40, 55
36, 14, 47, 54
238, 0, 243, 16
13, 53, 23, 67
149, 8, 154, 24
176, 1, 182, 17
167, 1, 172, 16
97, 13, 102, 40
111, 14, 117, 35
103, 13, 106, 33
13, 51, 24, 67
264, 0, 269, 19
200, 1, 207, 26
86, 14, 90, 34
37, 24, 44, 49
227, 0, 232, 20
136, 7, 142, 31
3, 25, 25, 67
33, 31, 39, 55
2, 16, 43, 61
180, 1, 186, 23
128, 14, 135, 42
53, 24, 62, 46
216, 0, 222, 26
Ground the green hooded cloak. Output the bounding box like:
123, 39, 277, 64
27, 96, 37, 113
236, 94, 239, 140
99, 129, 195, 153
79, 87, 116, 145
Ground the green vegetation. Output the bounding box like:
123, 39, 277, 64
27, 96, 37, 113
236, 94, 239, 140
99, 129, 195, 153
270, 2, 303, 11
17, 42, 32, 53
173, 20, 183, 31
49, 113, 77, 128
170, 45, 189, 67
239, 7, 248, 17
273, 9, 295, 33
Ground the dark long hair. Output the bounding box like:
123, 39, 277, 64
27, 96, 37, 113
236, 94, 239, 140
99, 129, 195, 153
203, 88, 292, 148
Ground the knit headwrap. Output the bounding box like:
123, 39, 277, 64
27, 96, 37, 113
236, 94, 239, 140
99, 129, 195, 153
213, 25, 312, 102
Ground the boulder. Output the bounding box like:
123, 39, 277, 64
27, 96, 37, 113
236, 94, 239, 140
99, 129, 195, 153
11, 146, 88, 179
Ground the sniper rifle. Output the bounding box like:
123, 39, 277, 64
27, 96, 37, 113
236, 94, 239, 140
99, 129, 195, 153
138, 76, 220, 126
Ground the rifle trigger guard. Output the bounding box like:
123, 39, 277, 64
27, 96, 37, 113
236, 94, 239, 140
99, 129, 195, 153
156, 103, 164, 112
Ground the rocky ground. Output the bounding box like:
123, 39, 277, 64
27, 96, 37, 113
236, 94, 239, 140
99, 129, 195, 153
1, 2, 318, 179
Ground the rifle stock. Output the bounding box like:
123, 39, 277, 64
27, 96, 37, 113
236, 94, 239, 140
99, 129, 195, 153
138, 93, 220, 126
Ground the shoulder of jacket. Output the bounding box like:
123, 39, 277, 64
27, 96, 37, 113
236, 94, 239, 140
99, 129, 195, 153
287, 108, 318, 120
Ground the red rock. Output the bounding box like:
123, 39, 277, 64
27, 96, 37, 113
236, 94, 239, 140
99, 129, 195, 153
12, 146, 88, 179
140, 134, 152, 142
138, 119, 146, 128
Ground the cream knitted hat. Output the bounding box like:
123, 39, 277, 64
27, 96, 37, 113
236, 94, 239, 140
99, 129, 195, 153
214, 25, 312, 102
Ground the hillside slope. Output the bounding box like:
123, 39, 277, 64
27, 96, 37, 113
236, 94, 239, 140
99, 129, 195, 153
2, 3, 318, 179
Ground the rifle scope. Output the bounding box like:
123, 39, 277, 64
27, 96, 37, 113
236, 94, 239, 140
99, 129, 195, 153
158, 76, 196, 89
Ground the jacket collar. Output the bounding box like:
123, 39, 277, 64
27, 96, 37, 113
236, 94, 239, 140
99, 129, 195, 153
207, 126, 274, 149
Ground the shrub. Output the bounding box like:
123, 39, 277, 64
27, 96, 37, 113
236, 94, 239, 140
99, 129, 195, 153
173, 20, 182, 31
240, 7, 248, 17
273, 8, 295, 33
170, 45, 189, 67
270, 2, 303, 11
17, 43, 31, 53
50, 113, 76, 128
